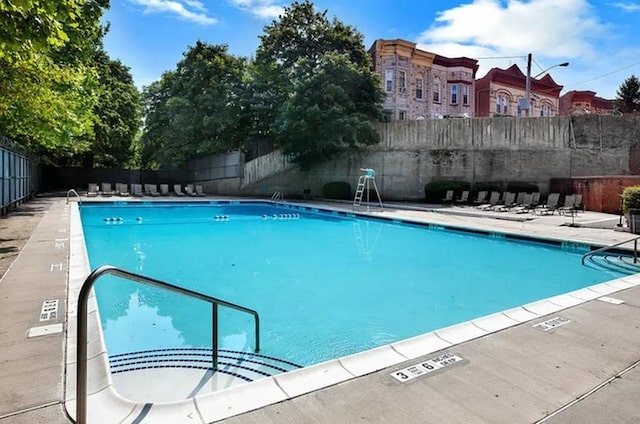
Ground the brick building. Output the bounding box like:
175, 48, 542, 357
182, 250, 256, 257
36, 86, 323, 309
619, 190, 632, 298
475, 64, 563, 118
559, 90, 614, 116
368, 39, 478, 120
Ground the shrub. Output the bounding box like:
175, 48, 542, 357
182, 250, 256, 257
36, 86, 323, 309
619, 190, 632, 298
506, 181, 539, 193
473, 181, 502, 193
424, 180, 470, 203
622, 186, 640, 214
322, 181, 352, 200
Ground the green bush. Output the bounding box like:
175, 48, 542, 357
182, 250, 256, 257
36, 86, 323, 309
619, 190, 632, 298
622, 186, 640, 214
473, 181, 502, 193
424, 180, 470, 203
322, 181, 352, 200
506, 181, 539, 193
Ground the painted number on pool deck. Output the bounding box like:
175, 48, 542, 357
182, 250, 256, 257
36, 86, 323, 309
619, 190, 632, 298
391, 352, 463, 382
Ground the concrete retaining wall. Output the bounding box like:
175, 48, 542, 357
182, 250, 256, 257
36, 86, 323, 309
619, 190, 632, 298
238, 115, 640, 200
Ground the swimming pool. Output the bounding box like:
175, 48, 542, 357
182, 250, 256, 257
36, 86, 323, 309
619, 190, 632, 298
79, 200, 630, 395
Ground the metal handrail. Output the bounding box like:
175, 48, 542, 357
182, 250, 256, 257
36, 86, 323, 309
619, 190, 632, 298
76, 265, 260, 424
67, 189, 81, 205
271, 191, 282, 201
581, 236, 640, 265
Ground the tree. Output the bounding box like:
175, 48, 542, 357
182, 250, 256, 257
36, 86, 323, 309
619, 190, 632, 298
140, 42, 247, 168
278, 52, 385, 169
88, 51, 141, 168
0, 0, 108, 154
251, 0, 385, 169
615, 75, 640, 114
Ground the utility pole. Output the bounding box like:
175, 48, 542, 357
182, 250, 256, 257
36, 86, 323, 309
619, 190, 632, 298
524, 53, 532, 117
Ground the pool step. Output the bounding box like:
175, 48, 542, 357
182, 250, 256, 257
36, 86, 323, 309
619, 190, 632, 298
585, 254, 640, 274
109, 347, 303, 383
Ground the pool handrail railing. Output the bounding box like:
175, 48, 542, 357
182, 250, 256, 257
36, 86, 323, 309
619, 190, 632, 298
67, 188, 81, 205
76, 264, 261, 424
581, 235, 640, 265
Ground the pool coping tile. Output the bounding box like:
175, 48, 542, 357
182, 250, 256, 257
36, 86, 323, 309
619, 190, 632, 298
273, 359, 354, 398
390, 331, 452, 359
471, 312, 520, 333
338, 344, 408, 377
434, 321, 488, 345
196, 377, 287, 423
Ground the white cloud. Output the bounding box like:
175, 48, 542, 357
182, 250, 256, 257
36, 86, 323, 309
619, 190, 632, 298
129, 0, 218, 25
228, 0, 284, 19
609, 2, 640, 11
416, 0, 607, 76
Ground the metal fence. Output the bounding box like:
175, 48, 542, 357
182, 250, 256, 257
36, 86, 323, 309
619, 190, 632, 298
1, 137, 37, 215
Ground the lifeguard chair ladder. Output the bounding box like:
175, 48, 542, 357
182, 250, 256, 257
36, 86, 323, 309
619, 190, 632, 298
353, 168, 383, 212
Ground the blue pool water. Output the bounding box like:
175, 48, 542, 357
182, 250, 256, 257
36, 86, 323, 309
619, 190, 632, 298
81, 202, 626, 367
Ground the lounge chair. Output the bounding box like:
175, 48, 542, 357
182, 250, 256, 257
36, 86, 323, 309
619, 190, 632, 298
160, 184, 170, 196
173, 184, 185, 197
116, 183, 129, 196
101, 183, 114, 197
535, 193, 561, 215
492, 192, 516, 211
455, 190, 469, 205
441, 190, 454, 204
131, 184, 144, 197
472, 191, 489, 205
195, 185, 206, 197
184, 184, 198, 197
558, 194, 577, 215
511, 193, 533, 213
477, 191, 501, 210
86, 183, 99, 197
144, 184, 160, 197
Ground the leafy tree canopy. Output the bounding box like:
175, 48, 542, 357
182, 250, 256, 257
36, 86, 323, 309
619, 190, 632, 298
616, 75, 640, 114
252, 0, 385, 169
0, 0, 109, 155
140, 42, 247, 168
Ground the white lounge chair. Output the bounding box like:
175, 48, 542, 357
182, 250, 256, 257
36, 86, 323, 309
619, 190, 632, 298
173, 184, 185, 197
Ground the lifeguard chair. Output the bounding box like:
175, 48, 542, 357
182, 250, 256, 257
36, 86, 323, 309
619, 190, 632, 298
353, 168, 383, 211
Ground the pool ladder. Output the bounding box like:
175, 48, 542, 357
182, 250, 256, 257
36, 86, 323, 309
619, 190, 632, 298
75, 265, 261, 424
581, 235, 640, 265
66, 188, 81, 205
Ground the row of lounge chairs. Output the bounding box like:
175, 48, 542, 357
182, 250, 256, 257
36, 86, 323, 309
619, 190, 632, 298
86, 183, 206, 197
441, 190, 583, 215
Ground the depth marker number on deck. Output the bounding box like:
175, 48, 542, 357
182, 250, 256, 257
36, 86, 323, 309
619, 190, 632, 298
533, 316, 570, 332
39, 299, 59, 321
391, 352, 463, 382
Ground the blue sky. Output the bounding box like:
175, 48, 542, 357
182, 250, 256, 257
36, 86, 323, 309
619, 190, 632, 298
103, 0, 640, 99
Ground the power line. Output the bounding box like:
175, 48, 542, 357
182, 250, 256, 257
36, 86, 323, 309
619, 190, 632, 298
572, 60, 640, 88
475, 55, 526, 60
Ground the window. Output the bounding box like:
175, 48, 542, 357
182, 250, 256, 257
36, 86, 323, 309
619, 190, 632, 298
496, 95, 501, 114
433, 78, 441, 102
462, 85, 469, 105
450, 84, 458, 104
385, 69, 393, 92
399, 110, 406, 120
502, 97, 509, 115
541, 104, 551, 116
416, 77, 423, 99
398, 70, 406, 93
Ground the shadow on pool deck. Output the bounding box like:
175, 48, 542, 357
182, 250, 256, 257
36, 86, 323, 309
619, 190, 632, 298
1, 196, 639, 423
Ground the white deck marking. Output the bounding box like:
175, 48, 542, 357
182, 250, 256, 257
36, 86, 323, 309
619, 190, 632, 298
390, 352, 463, 382
533, 316, 571, 332
39, 299, 59, 321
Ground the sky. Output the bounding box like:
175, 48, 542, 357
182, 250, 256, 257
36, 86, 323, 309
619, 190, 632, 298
103, 0, 640, 99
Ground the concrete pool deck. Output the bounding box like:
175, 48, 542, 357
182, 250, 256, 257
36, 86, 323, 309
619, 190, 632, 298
1, 195, 640, 423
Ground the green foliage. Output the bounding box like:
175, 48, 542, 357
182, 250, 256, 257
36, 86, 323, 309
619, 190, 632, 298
322, 181, 352, 200
0, 0, 109, 155
252, 0, 385, 170
424, 180, 470, 203
506, 182, 539, 193
140, 42, 247, 167
622, 186, 640, 214
474, 182, 502, 192
615, 75, 640, 114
